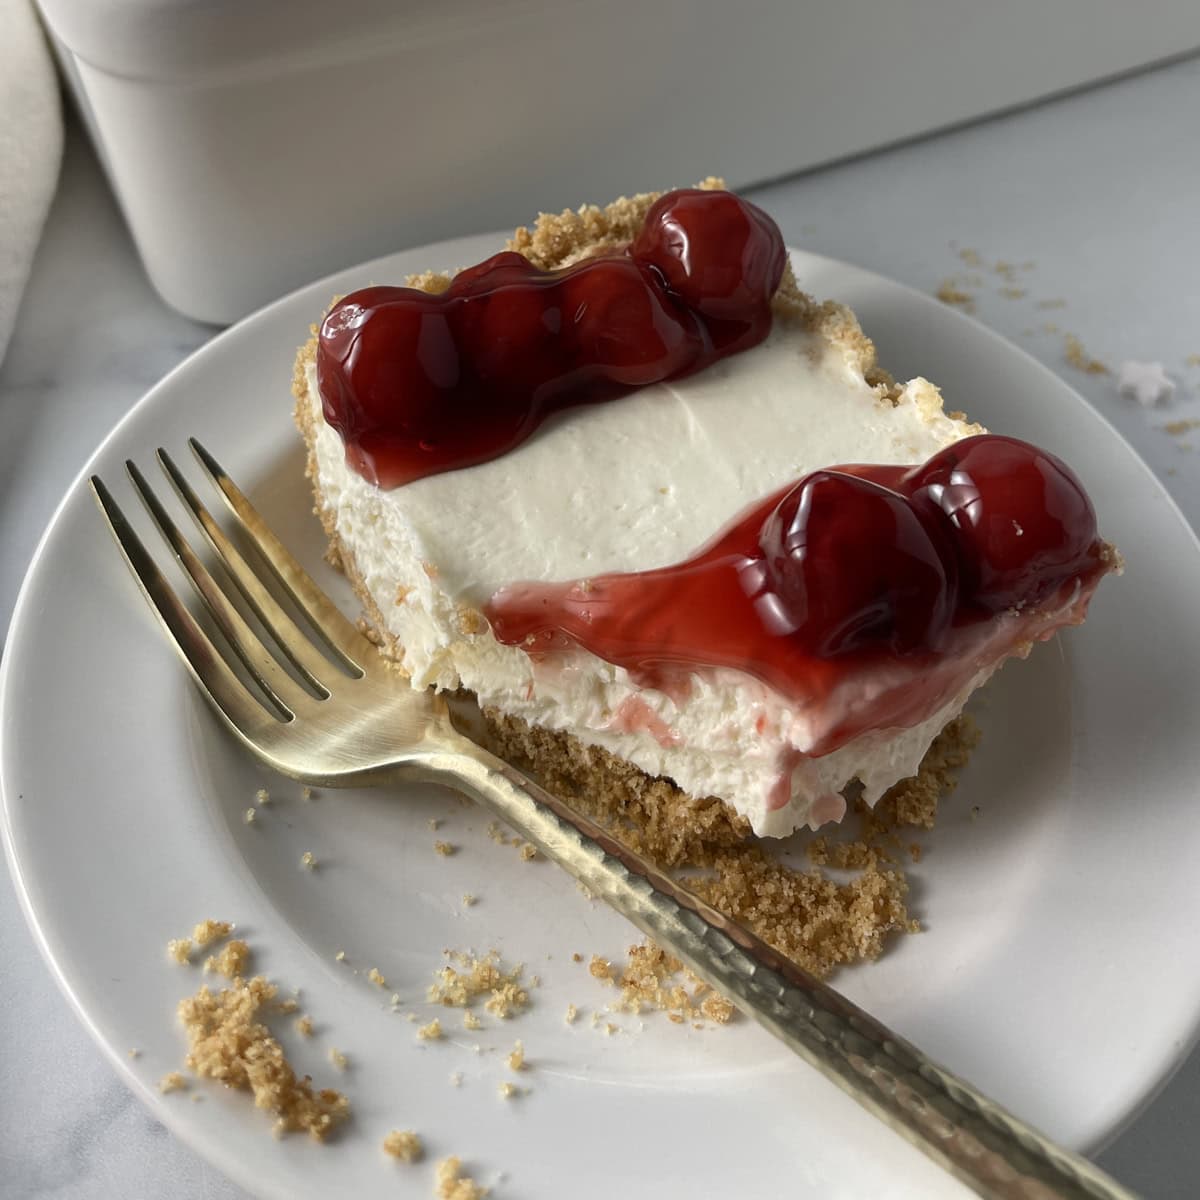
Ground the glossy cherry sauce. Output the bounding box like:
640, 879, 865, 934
485, 435, 1106, 714
317, 189, 787, 487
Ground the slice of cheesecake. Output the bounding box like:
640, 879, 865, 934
293, 181, 1116, 839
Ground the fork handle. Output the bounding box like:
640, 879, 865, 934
425, 739, 1138, 1200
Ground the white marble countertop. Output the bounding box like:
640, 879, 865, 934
3, 56, 1199, 1200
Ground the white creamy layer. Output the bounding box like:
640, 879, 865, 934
306, 319, 980, 836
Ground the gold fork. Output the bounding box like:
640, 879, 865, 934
92, 439, 1136, 1200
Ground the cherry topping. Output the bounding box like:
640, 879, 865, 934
905, 434, 1100, 612
316, 189, 786, 488
484, 434, 1110, 746
756, 471, 958, 656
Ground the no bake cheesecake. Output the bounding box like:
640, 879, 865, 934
293, 180, 1116, 839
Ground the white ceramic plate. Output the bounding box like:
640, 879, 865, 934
4, 237, 1199, 1200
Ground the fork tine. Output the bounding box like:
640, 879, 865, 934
126, 460, 320, 719
156, 448, 341, 693
188, 438, 368, 674
91, 475, 281, 742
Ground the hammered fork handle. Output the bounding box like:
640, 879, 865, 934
422, 738, 1136, 1200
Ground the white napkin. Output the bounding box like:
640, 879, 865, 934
0, 0, 63, 365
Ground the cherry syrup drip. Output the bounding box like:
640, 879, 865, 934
317, 189, 787, 487
485, 435, 1106, 704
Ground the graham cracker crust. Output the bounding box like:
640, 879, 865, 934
292, 179, 984, 975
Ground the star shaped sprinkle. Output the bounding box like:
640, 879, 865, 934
1117, 360, 1176, 407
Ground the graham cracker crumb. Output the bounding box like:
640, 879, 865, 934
178, 974, 348, 1140
335, 950, 346, 963
274, 998, 299, 1015
328, 1047, 348, 1071
383, 1129, 423, 1163
159, 1071, 187, 1094
700, 994, 735, 1024
128, 1048, 141, 1059
192, 920, 232, 948
1163, 419, 1200, 436
999, 287, 1027, 300
300, 851, 317, 870
417, 1018, 444, 1041
294, 1016, 314, 1037
434, 841, 457, 857
588, 956, 613, 983
436, 1156, 488, 1200
428, 951, 529, 1018
255, 788, 271, 807
167, 938, 193, 965
450, 1071, 463, 1087
367, 967, 387, 988
571, 953, 583, 963
301, 786, 314, 800
565, 1005, 579, 1024
428, 818, 442, 831
936, 280, 976, 312
463, 1011, 483, 1031
498, 1081, 520, 1100
243, 808, 256, 824
1064, 334, 1110, 375
486, 982, 529, 1019
604, 1022, 619, 1036
462, 893, 477, 907
518, 843, 538, 861
204, 939, 250, 980
610, 941, 737, 1024
507, 1041, 525, 1071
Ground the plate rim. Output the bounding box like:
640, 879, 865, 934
4, 232, 1200, 1189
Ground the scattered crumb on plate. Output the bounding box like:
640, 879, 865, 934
177, 973, 348, 1140
383, 1129, 423, 1162
192, 919, 233, 948
428, 950, 529, 1019
167, 938, 193, 965
435, 1156, 488, 1200
1064, 334, 1110, 376
204, 939, 250, 979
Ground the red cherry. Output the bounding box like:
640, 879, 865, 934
906, 434, 1100, 612
560, 258, 700, 385
756, 471, 957, 656
317, 189, 786, 487
631, 189, 786, 338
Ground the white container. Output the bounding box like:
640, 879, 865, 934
37, 0, 1200, 324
